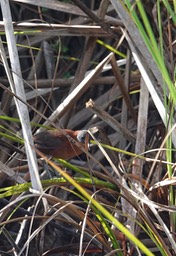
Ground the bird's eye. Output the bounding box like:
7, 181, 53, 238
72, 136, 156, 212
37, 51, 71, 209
77, 130, 87, 143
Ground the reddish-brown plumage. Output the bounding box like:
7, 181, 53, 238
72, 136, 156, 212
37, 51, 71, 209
34, 129, 87, 160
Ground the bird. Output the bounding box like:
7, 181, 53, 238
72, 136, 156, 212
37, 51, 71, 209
33, 129, 88, 160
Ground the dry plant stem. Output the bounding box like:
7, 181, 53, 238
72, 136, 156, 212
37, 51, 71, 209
137, 207, 173, 256
42, 53, 114, 128
133, 78, 149, 178
72, 0, 119, 39
68, 84, 122, 129
110, 0, 164, 88
0, 24, 119, 38
60, 37, 97, 127
110, 54, 137, 122
123, 28, 176, 147
27, 45, 44, 80
98, 0, 110, 18
119, 49, 132, 149
86, 99, 135, 143
23, 77, 116, 89
125, 78, 149, 234
0, 161, 25, 184
69, 70, 140, 129
0, 76, 126, 89
70, 38, 96, 92
1, 90, 13, 115
39, 40, 57, 127
84, 132, 121, 170
21, 59, 128, 104
0, 1, 42, 192
12, 0, 85, 16
70, 0, 108, 88
98, 128, 119, 167
133, 48, 165, 114
43, 42, 55, 79
148, 204, 176, 254
61, 0, 110, 127
79, 200, 91, 256
11, 0, 123, 27
43, 244, 104, 256
146, 122, 176, 188
120, 190, 173, 255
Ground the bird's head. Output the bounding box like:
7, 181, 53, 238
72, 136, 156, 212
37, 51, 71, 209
76, 130, 88, 143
